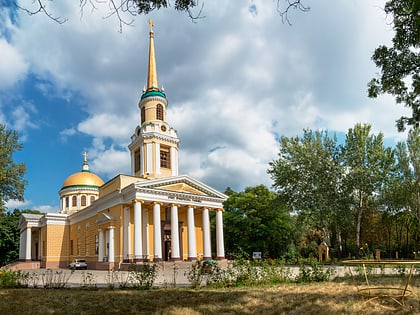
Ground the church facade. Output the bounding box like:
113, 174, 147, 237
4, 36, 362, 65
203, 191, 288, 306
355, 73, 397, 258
18, 21, 227, 270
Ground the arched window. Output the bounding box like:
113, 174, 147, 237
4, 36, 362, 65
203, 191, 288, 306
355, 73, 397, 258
141, 107, 146, 124
81, 195, 87, 207
65, 197, 69, 208
156, 104, 163, 121
72, 196, 77, 207
90, 196, 95, 204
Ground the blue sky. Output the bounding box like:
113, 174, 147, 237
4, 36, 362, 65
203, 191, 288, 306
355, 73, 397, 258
1, 1, 411, 212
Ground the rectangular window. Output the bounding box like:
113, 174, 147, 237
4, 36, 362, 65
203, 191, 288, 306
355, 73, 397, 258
134, 149, 140, 173
70, 240, 74, 255
160, 146, 170, 168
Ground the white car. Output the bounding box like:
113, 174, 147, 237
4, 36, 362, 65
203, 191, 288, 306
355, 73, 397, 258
69, 259, 88, 270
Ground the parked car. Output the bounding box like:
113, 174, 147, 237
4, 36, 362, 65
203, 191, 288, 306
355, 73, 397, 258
69, 259, 88, 270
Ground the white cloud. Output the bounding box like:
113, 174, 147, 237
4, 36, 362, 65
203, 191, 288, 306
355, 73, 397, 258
89, 145, 130, 178
0, 38, 28, 90
1, 0, 412, 206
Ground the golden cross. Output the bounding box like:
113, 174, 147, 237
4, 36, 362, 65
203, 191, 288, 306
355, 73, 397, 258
83, 152, 88, 162
148, 19, 154, 33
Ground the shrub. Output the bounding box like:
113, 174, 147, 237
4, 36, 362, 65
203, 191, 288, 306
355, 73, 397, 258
128, 262, 158, 290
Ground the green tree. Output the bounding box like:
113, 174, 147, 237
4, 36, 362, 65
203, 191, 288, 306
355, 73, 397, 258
368, 0, 420, 131
223, 185, 293, 259
0, 209, 22, 265
0, 124, 27, 212
341, 123, 395, 254
268, 129, 351, 256
379, 127, 420, 256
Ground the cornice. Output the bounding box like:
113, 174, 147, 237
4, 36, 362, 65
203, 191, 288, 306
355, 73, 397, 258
142, 132, 180, 144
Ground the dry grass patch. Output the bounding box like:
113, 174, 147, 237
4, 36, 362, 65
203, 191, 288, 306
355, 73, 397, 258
0, 279, 419, 314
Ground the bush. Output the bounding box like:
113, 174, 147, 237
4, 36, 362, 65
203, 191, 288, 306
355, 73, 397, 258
295, 260, 333, 283
128, 262, 158, 290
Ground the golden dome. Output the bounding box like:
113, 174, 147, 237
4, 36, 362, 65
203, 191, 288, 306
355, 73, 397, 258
61, 153, 104, 190
61, 171, 104, 189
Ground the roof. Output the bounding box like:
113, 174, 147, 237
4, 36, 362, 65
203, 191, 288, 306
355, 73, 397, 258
61, 171, 104, 190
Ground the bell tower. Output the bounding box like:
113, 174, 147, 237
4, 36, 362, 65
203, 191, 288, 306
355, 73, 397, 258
129, 20, 180, 179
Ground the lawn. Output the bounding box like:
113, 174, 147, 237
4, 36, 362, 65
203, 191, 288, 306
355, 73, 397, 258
1, 280, 419, 315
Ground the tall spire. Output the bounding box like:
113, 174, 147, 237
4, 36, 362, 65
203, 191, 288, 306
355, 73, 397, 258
146, 19, 158, 91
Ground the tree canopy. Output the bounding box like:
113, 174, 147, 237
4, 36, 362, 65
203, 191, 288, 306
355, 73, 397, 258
223, 185, 294, 259
368, 0, 420, 131
0, 125, 27, 212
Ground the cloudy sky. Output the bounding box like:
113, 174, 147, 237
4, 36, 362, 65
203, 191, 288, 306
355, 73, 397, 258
1, 0, 411, 212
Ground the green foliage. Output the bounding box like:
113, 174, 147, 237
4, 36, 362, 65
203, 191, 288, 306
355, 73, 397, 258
184, 260, 206, 289
133, 0, 196, 14
295, 260, 334, 283
0, 124, 27, 212
341, 124, 395, 254
268, 129, 351, 257
223, 185, 293, 259
368, 0, 420, 131
0, 269, 29, 288
128, 262, 158, 289
0, 209, 21, 265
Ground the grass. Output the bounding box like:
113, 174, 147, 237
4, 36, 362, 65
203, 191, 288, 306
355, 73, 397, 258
0, 279, 419, 315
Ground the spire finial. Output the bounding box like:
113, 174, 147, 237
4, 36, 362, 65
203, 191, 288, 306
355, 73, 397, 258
146, 19, 158, 91
148, 19, 154, 34
82, 152, 90, 172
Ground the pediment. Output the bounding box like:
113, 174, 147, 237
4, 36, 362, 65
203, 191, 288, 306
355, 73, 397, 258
160, 183, 206, 195
134, 175, 227, 200
96, 213, 116, 225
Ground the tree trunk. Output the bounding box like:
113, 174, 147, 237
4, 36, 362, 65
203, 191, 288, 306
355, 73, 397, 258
356, 191, 364, 257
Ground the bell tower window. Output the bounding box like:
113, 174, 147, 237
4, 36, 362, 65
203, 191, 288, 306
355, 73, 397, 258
156, 104, 163, 121
134, 149, 140, 173
160, 146, 170, 168
141, 107, 145, 124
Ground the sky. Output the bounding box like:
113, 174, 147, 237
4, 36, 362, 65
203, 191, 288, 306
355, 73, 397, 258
1, 0, 412, 213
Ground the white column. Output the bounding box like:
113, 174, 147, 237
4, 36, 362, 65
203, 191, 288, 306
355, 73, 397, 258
187, 206, 197, 260
155, 142, 161, 174
171, 147, 178, 176
146, 143, 153, 175
134, 201, 142, 260
124, 207, 131, 261
202, 208, 211, 259
140, 145, 144, 175
130, 151, 135, 175
98, 229, 104, 262
108, 226, 115, 263
216, 209, 225, 259
153, 203, 162, 260
19, 230, 26, 260
171, 204, 180, 260
142, 208, 149, 260
25, 227, 32, 261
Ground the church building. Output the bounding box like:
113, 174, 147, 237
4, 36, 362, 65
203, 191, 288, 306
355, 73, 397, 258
18, 21, 227, 270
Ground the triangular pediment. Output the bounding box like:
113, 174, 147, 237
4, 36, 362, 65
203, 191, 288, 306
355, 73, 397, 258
134, 175, 227, 199
160, 183, 206, 195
